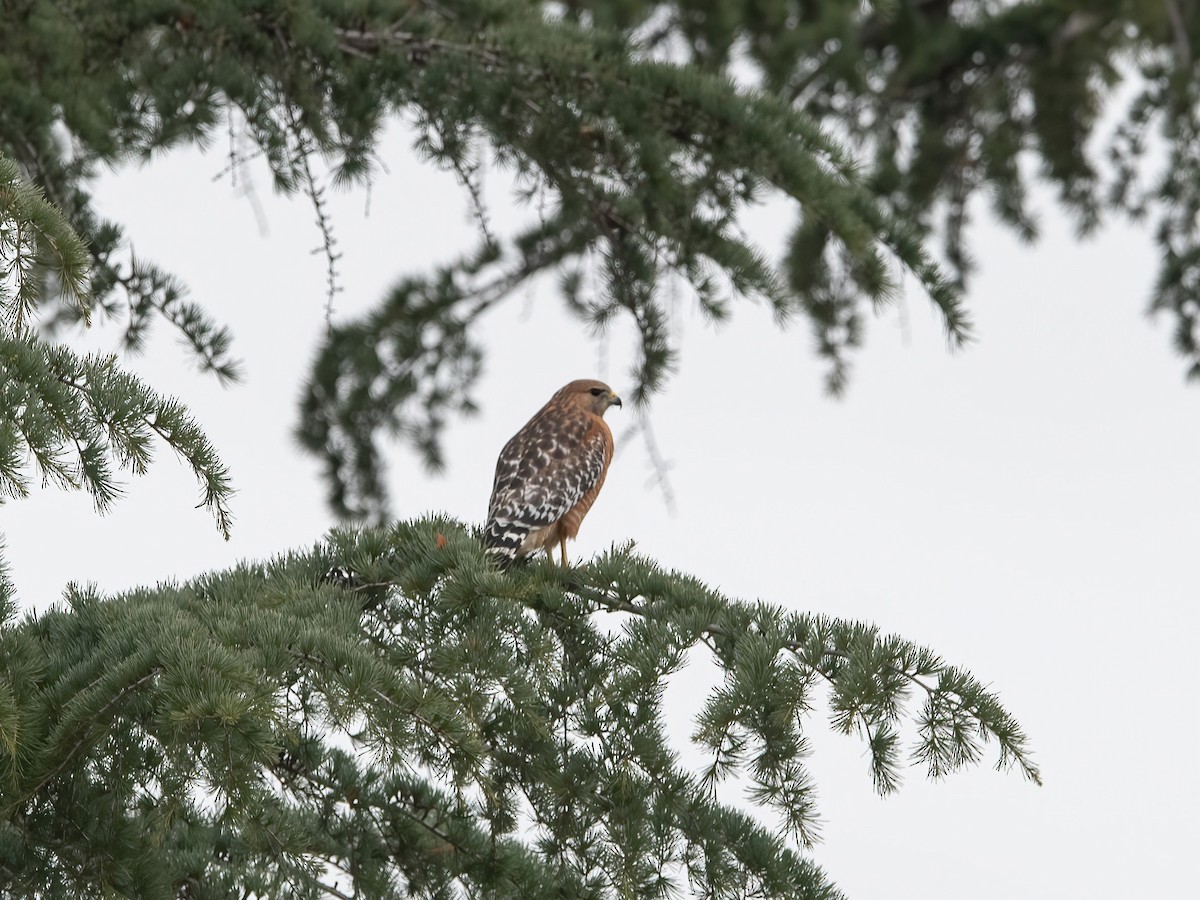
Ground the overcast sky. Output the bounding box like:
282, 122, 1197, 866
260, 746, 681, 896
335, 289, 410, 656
6, 122, 1197, 899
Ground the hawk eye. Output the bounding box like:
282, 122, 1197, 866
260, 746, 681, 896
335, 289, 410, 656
589, 387, 605, 396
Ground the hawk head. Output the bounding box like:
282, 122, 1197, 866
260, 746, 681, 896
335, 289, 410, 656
557, 379, 622, 416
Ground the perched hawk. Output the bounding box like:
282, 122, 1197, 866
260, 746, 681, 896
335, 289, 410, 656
485, 379, 622, 567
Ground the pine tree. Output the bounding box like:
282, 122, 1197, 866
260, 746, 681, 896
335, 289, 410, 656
0, 519, 1039, 898
8, 1, 1184, 892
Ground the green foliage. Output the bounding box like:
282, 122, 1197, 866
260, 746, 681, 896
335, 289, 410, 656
0, 10, 1054, 894
3, 0, 969, 516
0, 152, 89, 329
0, 333, 234, 532
0, 517, 1037, 898
0, 0, 241, 383
587, 0, 1200, 384
0, 149, 234, 546
296, 242, 504, 522
5, 0, 1191, 519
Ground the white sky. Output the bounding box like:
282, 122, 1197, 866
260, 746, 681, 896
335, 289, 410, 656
6, 120, 1198, 899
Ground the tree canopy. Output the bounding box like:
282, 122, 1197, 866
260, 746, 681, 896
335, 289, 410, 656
3, 0, 1182, 893
3, 0, 1196, 520
0, 520, 1038, 898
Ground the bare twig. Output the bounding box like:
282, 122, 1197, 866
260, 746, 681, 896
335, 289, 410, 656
1163, 0, 1193, 68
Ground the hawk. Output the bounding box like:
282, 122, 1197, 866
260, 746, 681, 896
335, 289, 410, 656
485, 379, 622, 567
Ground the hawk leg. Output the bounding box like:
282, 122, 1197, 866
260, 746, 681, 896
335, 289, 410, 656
559, 536, 569, 567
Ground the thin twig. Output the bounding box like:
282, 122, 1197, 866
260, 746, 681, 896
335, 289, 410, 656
1163, 0, 1193, 68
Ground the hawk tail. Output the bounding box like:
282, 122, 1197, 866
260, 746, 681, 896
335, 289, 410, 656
483, 519, 526, 569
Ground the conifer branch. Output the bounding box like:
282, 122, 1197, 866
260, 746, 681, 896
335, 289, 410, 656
0, 335, 234, 538
0, 153, 90, 328
555, 563, 1040, 789
8, 0, 1200, 418
11, 668, 160, 811
109, 256, 243, 386
285, 106, 343, 326
0, 518, 1034, 896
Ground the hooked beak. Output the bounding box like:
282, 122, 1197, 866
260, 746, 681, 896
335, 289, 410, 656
609, 391, 622, 409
